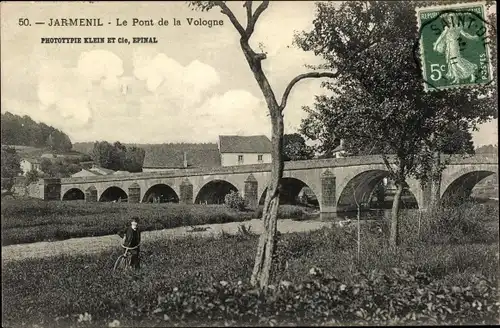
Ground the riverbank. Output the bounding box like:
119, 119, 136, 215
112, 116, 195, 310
1, 218, 332, 263
0, 198, 317, 246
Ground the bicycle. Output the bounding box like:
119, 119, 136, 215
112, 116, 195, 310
113, 244, 140, 272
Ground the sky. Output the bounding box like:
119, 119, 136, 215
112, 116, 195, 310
0, 1, 497, 147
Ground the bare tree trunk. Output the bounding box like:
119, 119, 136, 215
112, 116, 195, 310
389, 183, 404, 248
357, 204, 361, 262
187, 0, 340, 291
250, 110, 284, 289
429, 150, 441, 211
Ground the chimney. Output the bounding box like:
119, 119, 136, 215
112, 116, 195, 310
183, 152, 188, 168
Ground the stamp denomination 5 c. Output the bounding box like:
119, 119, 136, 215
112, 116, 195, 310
416, 2, 493, 91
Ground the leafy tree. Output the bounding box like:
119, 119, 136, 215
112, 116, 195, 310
40, 158, 53, 175
91, 141, 114, 169
91, 141, 145, 172
0, 112, 73, 151
476, 144, 498, 154
1, 146, 21, 191
47, 134, 55, 151
110, 141, 127, 171
295, 1, 497, 247
187, 0, 353, 289
41, 158, 82, 178
25, 169, 42, 186
125, 147, 146, 172
283, 133, 314, 161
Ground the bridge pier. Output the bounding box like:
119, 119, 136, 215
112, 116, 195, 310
128, 183, 141, 203
418, 176, 444, 212
85, 186, 97, 202
244, 174, 258, 209
41, 178, 61, 201
180, 178, 193, 204
320, 169, 337, 213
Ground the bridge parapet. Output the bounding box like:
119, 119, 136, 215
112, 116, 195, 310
61, 154, 497, 185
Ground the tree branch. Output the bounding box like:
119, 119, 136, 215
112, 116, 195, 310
280, 71, 340, 111
382, 153, 397, 181
244, 1, 252, 28
216, 1, 247, 38
246, 0, 269, 35
279, 35, 380, 112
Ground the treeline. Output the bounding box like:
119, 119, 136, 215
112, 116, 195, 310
1, 112, 72, 152
91, 141, 145, 172
73, 142, 218, 155
476, 144, 498, 154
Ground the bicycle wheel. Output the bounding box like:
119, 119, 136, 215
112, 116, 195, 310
113, 255, 128, 272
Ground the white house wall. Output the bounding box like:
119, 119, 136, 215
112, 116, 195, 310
221, 153, 271, 166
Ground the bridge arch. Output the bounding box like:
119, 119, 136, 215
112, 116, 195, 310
336, 169, 419, 212
440, 167, 498, 206
259, 177, 319, 208
195, 179, 238, 205
142, 184, 179, 203
99, 186, 128, 202
62, 188, 85, 201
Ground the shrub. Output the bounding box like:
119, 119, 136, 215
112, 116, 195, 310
224, 190, 245, 211
146, 268, 500, 326
24, 169, 41, 186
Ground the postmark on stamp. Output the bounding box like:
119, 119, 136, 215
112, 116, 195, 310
416, 2, 494, 92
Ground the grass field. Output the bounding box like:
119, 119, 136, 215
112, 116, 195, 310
0, 198, 315, 246
2, 200, 498, 327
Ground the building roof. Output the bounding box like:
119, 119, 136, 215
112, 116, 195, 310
71, 169, 100, 177
113, 170, 131, 175
143, 143, 221, 169
22, 158, 41, 164
89, 166, 115, 175
218, 135, 272, 153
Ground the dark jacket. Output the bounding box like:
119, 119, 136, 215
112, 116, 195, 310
119, 226, 141, 248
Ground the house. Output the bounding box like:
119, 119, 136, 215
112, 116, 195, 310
218, 135, 272, 166
89, 165, 115, 176
141, 135, 272, 172
19, 158, 42, 176
142, 143, 221, 172
113, 170, 131, 175
71, 165, 115, 178
71, 169, 99, 178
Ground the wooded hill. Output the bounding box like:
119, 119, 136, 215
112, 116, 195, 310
1, 112, 72, 152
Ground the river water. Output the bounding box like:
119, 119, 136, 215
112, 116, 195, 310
313, 197, 499, 222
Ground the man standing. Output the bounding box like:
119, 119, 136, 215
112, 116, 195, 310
118, 217, 141, 270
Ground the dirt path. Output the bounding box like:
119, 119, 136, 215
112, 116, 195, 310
1, 219, 333, 263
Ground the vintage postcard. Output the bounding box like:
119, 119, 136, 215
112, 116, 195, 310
1, 1, 498, 327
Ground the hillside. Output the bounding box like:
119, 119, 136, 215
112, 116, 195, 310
1, 112, 72, 152
1, 144, 92, 162
73, 142, 219, 155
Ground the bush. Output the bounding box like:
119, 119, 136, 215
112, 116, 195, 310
24, 169, 41, 186
146, 269, 500, 326
396, 202, 499, 246
224, 190, 245, 211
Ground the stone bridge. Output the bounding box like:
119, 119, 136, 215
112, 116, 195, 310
37, 154, 497, 213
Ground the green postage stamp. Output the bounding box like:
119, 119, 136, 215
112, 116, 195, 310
416, 2, 493, 91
